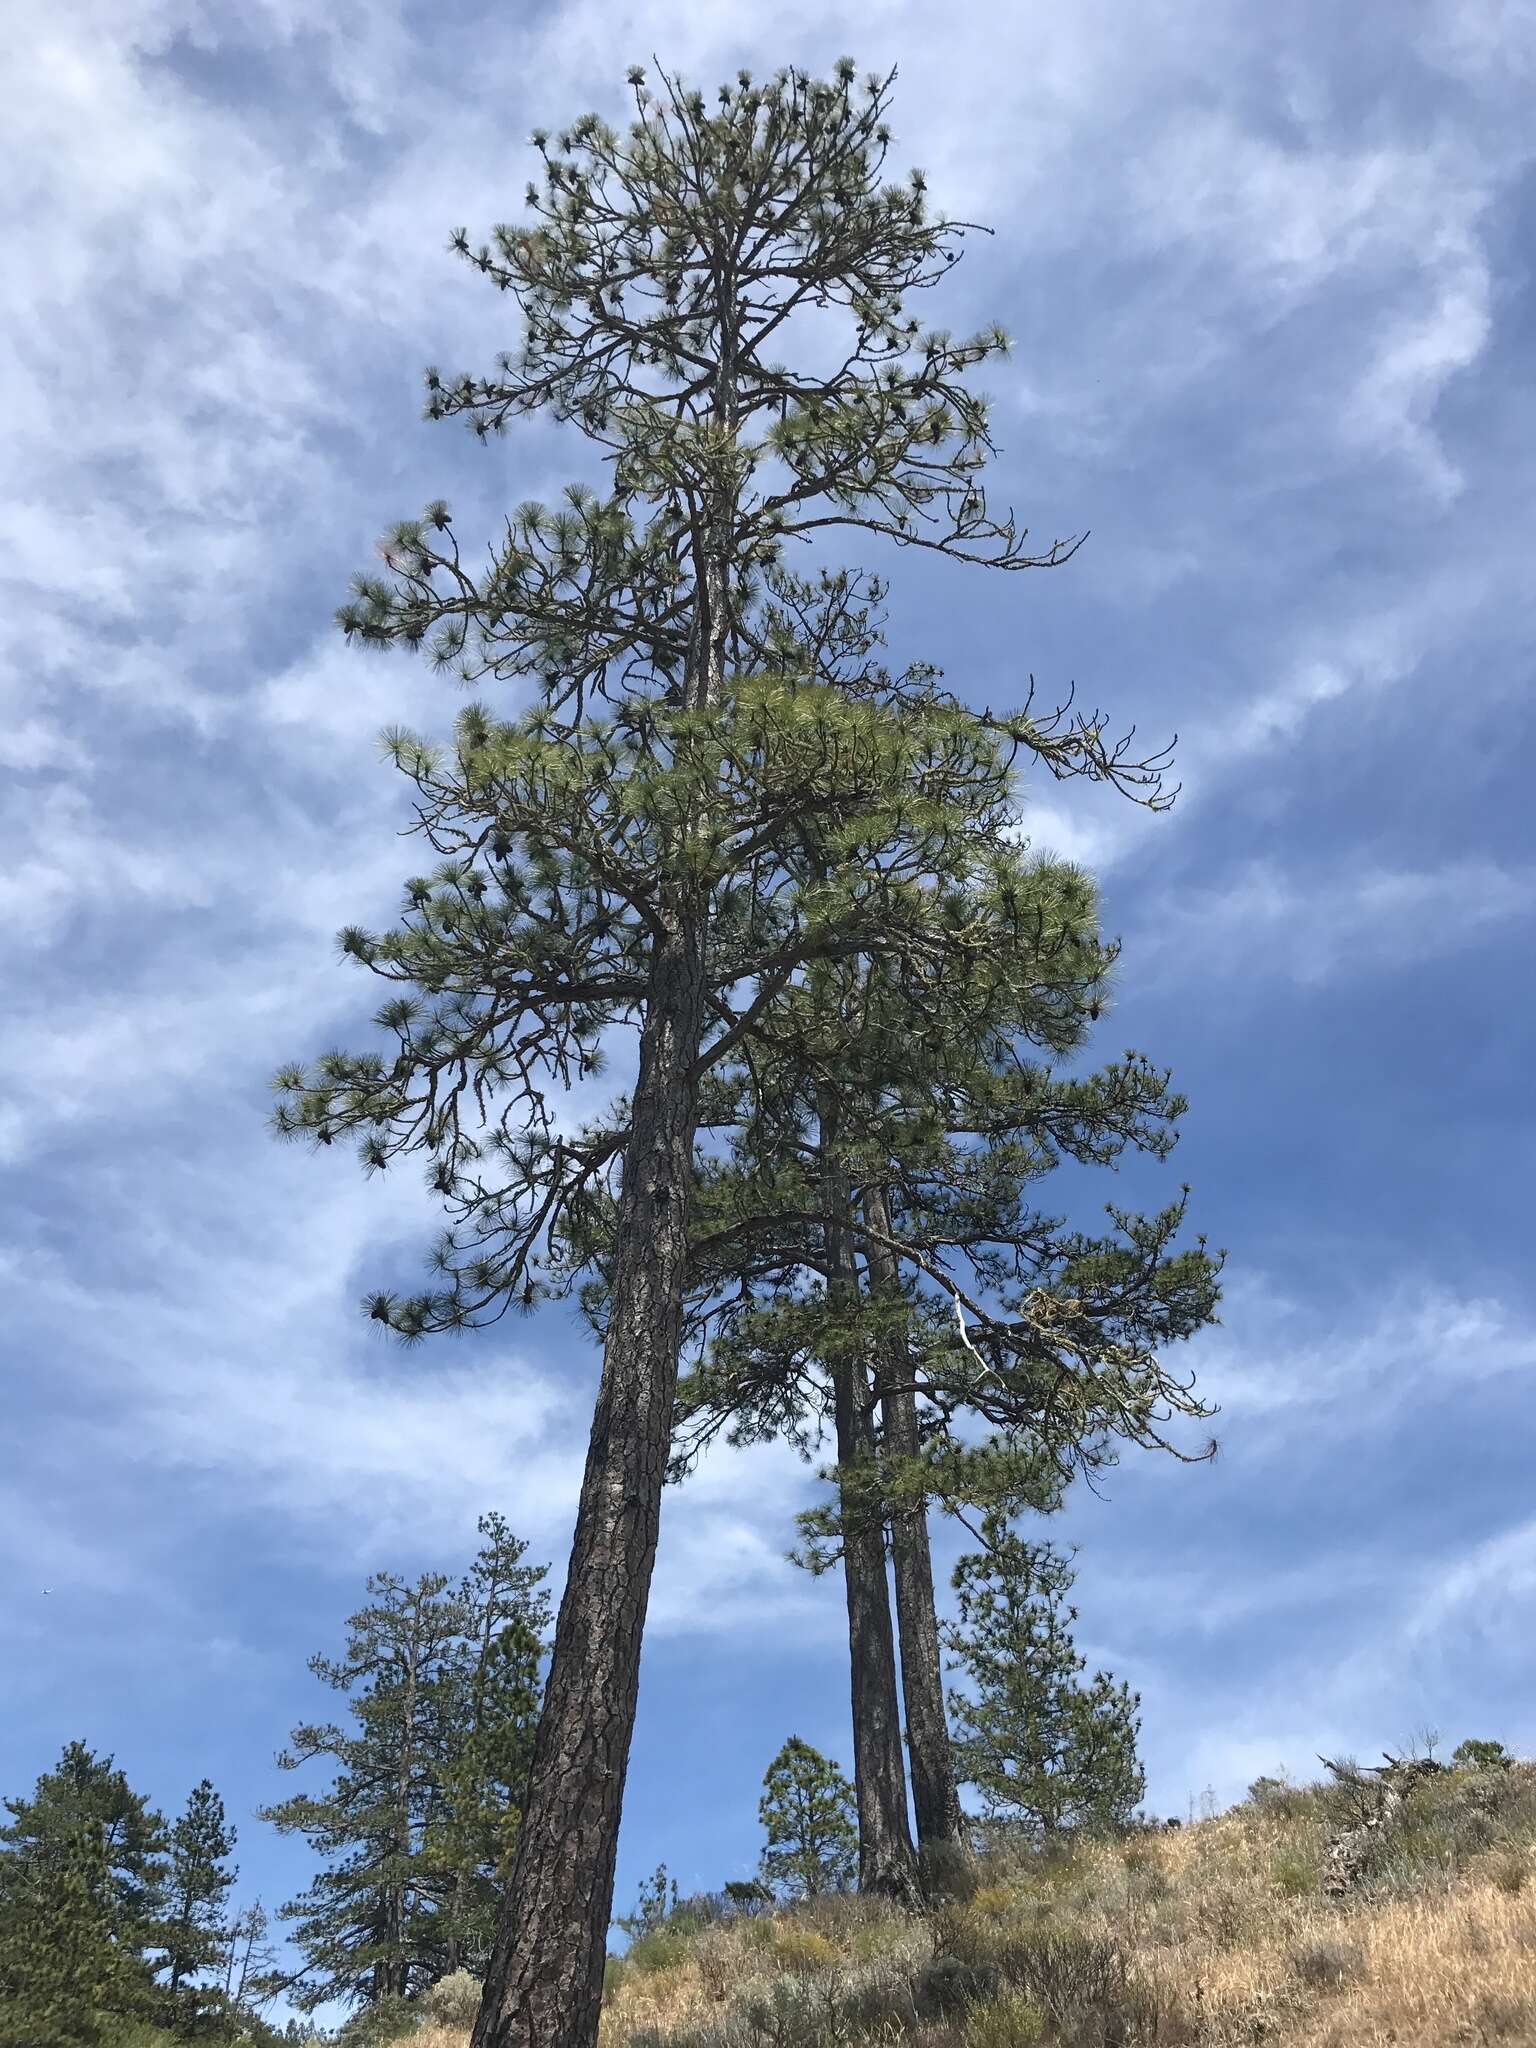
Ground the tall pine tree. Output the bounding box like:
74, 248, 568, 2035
166, 1778, 239, 1996
278, 59, 1175, 2048
671, 831, 1216, 1887
430, 1514, 551, 1975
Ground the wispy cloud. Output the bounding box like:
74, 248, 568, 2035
5, 0, 1536, 1912
1135, 855, 1533, 987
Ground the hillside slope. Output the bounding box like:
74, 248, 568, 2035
406, 1759, 1536, 2047
577, 1761, 1536, 2048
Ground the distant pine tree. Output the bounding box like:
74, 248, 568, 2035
261, 1570, 466, 2009
165, 1777, 239, 2017
0, 1819, 151, 2047
0, 1743, 168, 2042
946, 1516, 1145, 1836
429, 1514, 550, 1974
263, 1518, 548, 2012
758, 1738, 859, 1900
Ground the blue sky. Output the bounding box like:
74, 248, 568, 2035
4, 0, 1536, 2001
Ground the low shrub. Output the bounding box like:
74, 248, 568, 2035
835, 1961, 920, 2036
338, 1995, 419, 2046
628, 1928, 693, 1975
916, 1954, 1002, 2019
766, 1925, 838, 1975
1190, 1885, 1244, 1947
991, 1927, 1133, 2032
1271, 1854, 1316, 1898
968, 1885, 1020, 1923
693, 1927, 738, 2002
962, 1990, 1045, 2047
734, 1975, 846, 2047
421, 1968, 482, 2026
787, 1889, 904, 1949
1247, 1773, 1311, 1821
1288, 1938, 1363, 1991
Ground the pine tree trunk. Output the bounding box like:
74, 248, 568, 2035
863, 1187, 967, 1864
381, 1617, 422, 2002
820, 1107, 920, 1905
472, 909, 708, 2048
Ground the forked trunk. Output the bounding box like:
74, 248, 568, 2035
820, 1105, 920, 1905
472, 911, 708, 2048
864, 1187, 967, 1866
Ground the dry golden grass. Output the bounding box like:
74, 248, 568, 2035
1290, 1868, 1536, 2045
410, 1772, 1536, 2047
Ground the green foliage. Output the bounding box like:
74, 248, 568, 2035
1, 1739, 169, 1947
0, 1815, 156, 2047
337, 1991, 419, 2045
1271, 1855, 1317, 1898
626, 1930, 692, 1976
164, 1777, 238, 2009
261, 1515, 550, 2009
758, 1740, 860, 1900
0, 1741, 173, 2044
271, 57, 1221, 2041
963, 1990, 1045, 2047
424, 1514, 550, 1972
421, 1966, 484, 2025
945, 1517, 1145, 1836
275, 47, 1190, 1368
617, 1863, 682, 1939
1453, 1738, 1513, 1771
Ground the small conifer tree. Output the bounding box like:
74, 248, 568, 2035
0, 1821, 148, 2048
1452, 1738, 1512, 1771
945, 1515, 1145, 1835
758, 1738, 859, 1900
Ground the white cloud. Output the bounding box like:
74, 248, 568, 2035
1406, 1516, 1536, 1648
1138, 854, 1533, 987
1191, 1275, 1536, 1424
6, 0, 1536, 1867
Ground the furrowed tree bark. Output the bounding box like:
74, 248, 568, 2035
471, 908, 708, 2048
864, 1186, 967, 1866
819, 1100, 920, 1905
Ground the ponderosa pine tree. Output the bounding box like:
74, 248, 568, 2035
166, 1778, 238, 1999
262, 1524, 548, 2012
945, 1513, 1146, 1836
758, 1738, 859, 1900
275, 58, 1178, 2048
0, 1742, 169, 2041
0, 1819, 148, 2048
431, 1514, 551, 1975
671, 831, 1217, 1886
263, 1570, 464, 2009
864, 1185, 968, 1863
